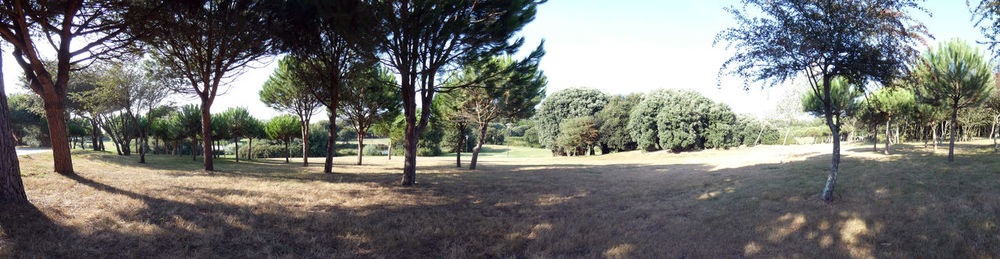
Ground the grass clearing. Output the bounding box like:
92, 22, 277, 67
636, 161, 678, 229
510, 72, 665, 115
4, 140, 1000, 257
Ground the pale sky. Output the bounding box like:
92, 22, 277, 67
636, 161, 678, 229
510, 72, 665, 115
0, 1, 989, 120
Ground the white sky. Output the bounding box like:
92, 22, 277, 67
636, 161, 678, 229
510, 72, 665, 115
0, 0, 988, 120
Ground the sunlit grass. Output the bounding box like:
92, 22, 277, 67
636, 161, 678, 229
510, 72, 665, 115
4, 140, 1000, 257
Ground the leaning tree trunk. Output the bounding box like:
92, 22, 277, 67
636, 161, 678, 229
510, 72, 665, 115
470, 122, 490, 170
948, 104, 958, 162
0, 57, 28, 203
324, 111, 336, 173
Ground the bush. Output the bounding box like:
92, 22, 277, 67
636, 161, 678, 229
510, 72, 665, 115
532, 87, 608, 151
627, 89, 676, 151
597, 93, 642, 153
363, 144, 387, 156
555, 116, 599, 155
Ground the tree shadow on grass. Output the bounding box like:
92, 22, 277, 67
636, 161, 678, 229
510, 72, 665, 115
8, 143, 1000, 257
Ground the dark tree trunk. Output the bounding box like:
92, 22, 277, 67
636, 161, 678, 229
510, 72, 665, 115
456, 126, 463, 167
248, 138, 253, 160
470, 122, 489, 170
90, 119, 100, 151
0, 56, 28, 203
192, 139, 197, 161
324, 111, 336, 173
235, 138, 240, 163
401, 118, 417, 185
820, 76, 840, 202
285, 139, 290, 163
200, 103, 214, 171
884, 117, 891, 155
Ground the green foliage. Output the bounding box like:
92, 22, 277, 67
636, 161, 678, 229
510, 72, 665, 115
219, 107, 260, 141
533, 87, 608, 150
596, 94, 641, 153
388, 112, 444, 156
340, 65, 402, 137
702, 103, 740, 149
627, 89, 674, 151
913, 39, 995, 110
171, 105, 202, 141
801, 77, 863, 119
260, 56, 322, 121
7, 93, 47, 146
555, 116, 599, 155
265, 115, 302, 142
656, 90, 716, 151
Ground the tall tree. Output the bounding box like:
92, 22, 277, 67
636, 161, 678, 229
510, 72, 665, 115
265, 114, 301, 164
596, 94, 642, 153
449, 56, 546, 169
260, 56, 321, 166
0, 48, 27, 203
373, 0, 543, 185
912, 39, 995, 162
141, 0, 274, 171
171, 105, 203, 161
0, 0, 150, 174
220, 107, 257, 163
868, 88, 916, 155
269, 0, 376, 174
716, 0, 928, 202
340, 66, 401, 165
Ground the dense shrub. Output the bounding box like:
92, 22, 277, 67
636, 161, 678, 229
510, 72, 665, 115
532, 87, 608, 151
627, 89, 676, 151
555, 116, 599, 155
596, 93, 642, 153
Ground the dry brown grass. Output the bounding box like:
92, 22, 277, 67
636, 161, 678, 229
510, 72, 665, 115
4, 140, 1000, 258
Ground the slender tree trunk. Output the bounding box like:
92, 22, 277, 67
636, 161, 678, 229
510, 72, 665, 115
470, 122, 489, 170
90, 119, 100, 151
388, 140, 392, 160
285, 139, 290, 163
192, 139, 197, 161
932, 120, 938, 151
324, 111, 336, 173
948, 105, 958, 162
884, 116, 891, 155
456, 128, 463, 167
782, 127, 791, 145
301, 120, 310, 167
235, 138, 240, 163
820, 76, 840, 202
754, 122, 765, 146
0, 56, 28, 203
993, 114, 999, 153
356, 130, 364, 165
248, 138, 253, 160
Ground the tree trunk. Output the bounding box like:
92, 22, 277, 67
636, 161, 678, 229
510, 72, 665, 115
993, 114, 999, 153
301, 121, 310, 167
948, 105, 958, 162
754, 122, 765, 146
388, 140, 392, 160
235, 138, 240, 163
872, 124, 877, 152
356, 130, 364, 165
884, 116, 891, 155
324, 111, 336, 173
200, 103, 214, 171
455, 128, 463, 167
90, 119, 100, 151
285, 139, 290, 163
0, 57, 28, 203
470, 122, 489, 170
192, 139, 197, 161
401, 119, 417, 185
819, 76, 840, 202
248, 138, 253, 160
42, 97, 73, 174
932, 120, 938, 151
782, 127, 791, 145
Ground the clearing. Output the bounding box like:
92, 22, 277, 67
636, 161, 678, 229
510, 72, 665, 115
3, 141, 1000, 257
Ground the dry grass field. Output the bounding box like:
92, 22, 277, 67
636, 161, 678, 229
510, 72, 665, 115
4, 140, 1000, 258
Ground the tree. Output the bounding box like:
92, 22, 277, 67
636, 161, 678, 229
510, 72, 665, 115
142, 0, 274, 171
450, 56, 546, 170
373, 0, 543, 185
802, 76, 863, 144
868, 87, 916, 154
260, 56, 322, 167
171, 105, 203, 161
533, 87, 608, 154
0, 50, 27, 203
265, 115, 302, 164
269, 0, 377, 174
716, 0, 928, 202
596, 94, 642, 153
656, 90, 720, 151
220, 107, 257, 163
555, 116, 599, 156
340, 66, 401, 165
627, 89, 675, 151
912, 39, 996, 162
0, 0, 151, 174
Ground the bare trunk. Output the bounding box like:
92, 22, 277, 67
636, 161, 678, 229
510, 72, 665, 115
42, 97, 73, 174
356, 131, 364, 165
754, 122, 765, 146
470, 122, 489, 170
0, 57, 28, 203
324, 111, 336, 173
401, 119, 417, 185
782, 127, 791, 145
948, 105, 958, 162
456, 128, 463, 167
90, 119, 100, 151
200, 103, 214, 171
301, 120, 309, 167
993, 115, 999, 153
285, 139, 290, 163
884, 116, 891, 155
235, 138, 240, 163
932, 120, 938, 151
248, 138, 254, 160
819, 76, 839, 202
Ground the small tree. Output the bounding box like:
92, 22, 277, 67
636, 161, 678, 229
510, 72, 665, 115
717, 0, 928, 201
260, 56, 321, 166
220, 107, 257, 163
912, 39, 996, 162
533, 87, 608, 154
627, 89, 676, 151
172, 105, 203, 161
868, 88, 916, 154
450, 56, 546, 169
596, 94, 642, 153
340, 66, 401, 165
555, 116, 599, 156
265, 115, 302, 164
